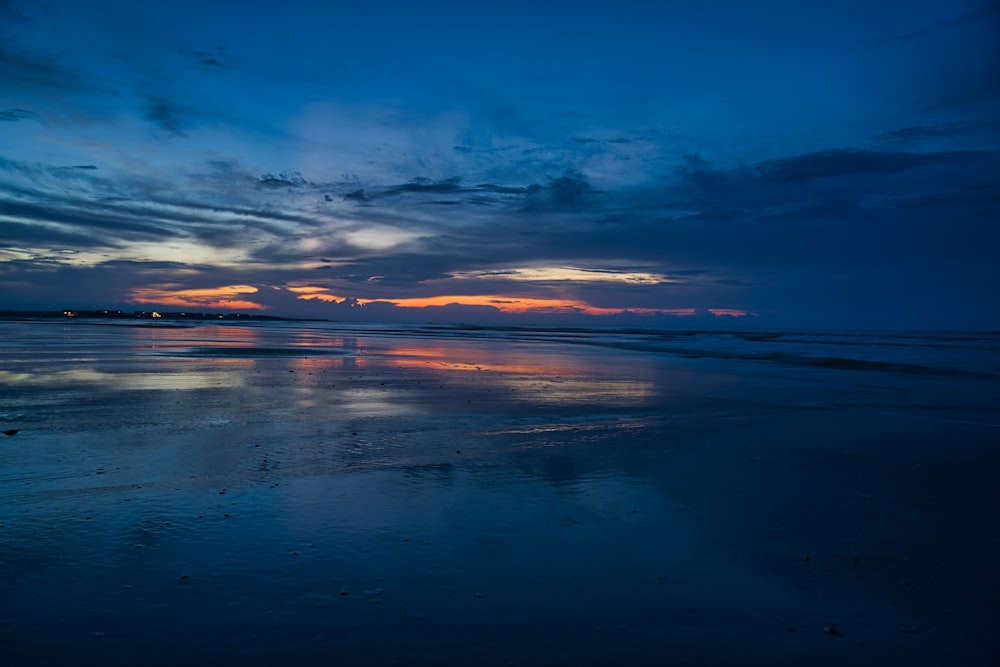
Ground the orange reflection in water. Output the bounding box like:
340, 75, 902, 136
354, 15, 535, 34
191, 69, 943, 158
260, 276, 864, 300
124, 326, 660, 407
286, 342, 657, 409
128, 323, 268, 356
357, 341, 656, 406
375, 344, 573, 374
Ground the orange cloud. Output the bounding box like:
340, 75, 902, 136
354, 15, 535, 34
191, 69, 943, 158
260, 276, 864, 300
374, 294, 699, 316
297, 293, 341, 303
287, 285, 740, 318
128, 284, 267, 311
287, 286, 328, 294
288, 286, 344, 303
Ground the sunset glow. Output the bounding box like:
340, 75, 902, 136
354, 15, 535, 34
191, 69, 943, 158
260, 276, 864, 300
287, 286, 343, 303
125, 281, 749, 319
128, 285, 267, 311
288, 287, 705, 316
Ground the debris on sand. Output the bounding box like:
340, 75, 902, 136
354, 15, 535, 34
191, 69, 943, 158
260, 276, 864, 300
2, 429, 19, 436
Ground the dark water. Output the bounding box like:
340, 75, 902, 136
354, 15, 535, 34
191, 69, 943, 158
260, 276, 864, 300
1, 320, 998, 665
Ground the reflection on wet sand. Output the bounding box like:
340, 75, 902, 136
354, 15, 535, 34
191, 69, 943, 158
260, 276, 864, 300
2, 320, 997, 666
0, 365, 252, 391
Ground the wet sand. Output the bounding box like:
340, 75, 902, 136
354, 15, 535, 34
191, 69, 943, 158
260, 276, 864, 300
1, 321, 998, 666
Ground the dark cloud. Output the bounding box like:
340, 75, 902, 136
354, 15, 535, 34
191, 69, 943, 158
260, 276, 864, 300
346, 177, 476, 203
191, 47, 233, 69
0, 198, 181, 240
0, 108, 35, 121
476, 183, 530, 195
0, 219, 110, 247
0, 8, 97, 97
754, 148, 989, 184
678, 146, 998, 211
384, 176, 464, 196
342, 178, 528, 207
858, 2, 1000, 47
524, 170, 594, 211
873, 121, 999, 144
343, 189, 369, 203
0, 44, 68, 90
258, 172, 307, 188
142, 97, 192, 135
570, 136, 634, 145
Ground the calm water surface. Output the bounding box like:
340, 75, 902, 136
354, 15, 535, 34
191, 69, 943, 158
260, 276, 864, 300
1, 320, 997, 665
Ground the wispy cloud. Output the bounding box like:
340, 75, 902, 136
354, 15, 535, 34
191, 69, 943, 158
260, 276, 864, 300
858, 2, 1000, 47
0, 108, 35, 121
142, 96, 198, 136
191, 46, 235, 70
754, 148, 989, 184
872, 121, 1000, 145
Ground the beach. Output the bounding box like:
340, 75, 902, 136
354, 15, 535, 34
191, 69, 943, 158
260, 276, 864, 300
1, 320, 998, 666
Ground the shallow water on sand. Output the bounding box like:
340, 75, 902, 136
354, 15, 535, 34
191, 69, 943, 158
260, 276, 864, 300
1, 321, 998, 665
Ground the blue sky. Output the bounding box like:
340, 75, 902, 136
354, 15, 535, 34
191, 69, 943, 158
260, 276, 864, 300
1, 0, 998, 328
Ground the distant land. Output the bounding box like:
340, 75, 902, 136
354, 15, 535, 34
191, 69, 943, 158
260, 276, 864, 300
0, 309, 327, 322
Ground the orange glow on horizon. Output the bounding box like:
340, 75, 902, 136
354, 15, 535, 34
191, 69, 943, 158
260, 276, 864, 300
124, 283, 753, 318
386, 295, 702, 317
291, 288, 698, 316
287, 286, 329, 294
128, 284, 267, 311
387, 294, 601, 313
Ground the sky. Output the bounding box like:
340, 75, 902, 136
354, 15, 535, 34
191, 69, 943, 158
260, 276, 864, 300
1, 0, 998, 329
